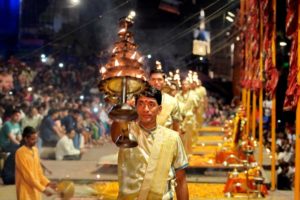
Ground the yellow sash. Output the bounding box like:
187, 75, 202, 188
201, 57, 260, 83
137, 127, 176, 200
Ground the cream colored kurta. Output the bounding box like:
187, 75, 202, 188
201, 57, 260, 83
157, 92, 182, 128
176, 90, 199, 128
176, 90, 199, 154
195, 86, 207, 112
117, 123, 188, 200
15, 146, 50, 200
196, 86, 207, 98
195, 86, 207, 127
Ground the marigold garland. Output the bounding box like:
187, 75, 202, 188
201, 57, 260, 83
192, 145, 219, 153
90, 182, 225, 199
196, 136, 224, 142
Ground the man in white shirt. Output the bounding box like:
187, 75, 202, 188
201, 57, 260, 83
149, 69, 181, 132
55, 129, 81, 160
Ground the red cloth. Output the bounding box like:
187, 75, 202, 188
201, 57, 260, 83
215, 150, 237, 164
224, 177, 268, 195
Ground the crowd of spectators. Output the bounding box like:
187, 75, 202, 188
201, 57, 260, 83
204, 93, 235, 126
274, 123, 295, 190
0, 54, 112, 163
259, 100, 296, 190
249, 99, 296, 191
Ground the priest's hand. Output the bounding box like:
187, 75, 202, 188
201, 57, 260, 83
47, 182, 57, 190
43, 186, 56, 196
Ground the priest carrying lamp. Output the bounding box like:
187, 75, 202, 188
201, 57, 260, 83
99, 11, 147, 148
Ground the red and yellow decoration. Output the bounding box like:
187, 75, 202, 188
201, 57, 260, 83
224, 167, 268, 196
90, 182, 225, 199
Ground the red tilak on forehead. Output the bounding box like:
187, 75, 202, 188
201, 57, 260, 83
137, 96, 158, 104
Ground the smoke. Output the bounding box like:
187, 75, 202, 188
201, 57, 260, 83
136, 27, 191, 73
78, 0, 191, 71
79, 0, 118, 49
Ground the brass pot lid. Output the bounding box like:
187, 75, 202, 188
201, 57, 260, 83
57, 181, 75, 200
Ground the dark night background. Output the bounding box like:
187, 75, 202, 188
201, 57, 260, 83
0, 0, 294, 126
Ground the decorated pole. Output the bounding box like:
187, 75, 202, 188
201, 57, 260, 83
295, 1, 300, 199
245, 0, 251, 138
258, 0, 263, 166
250, 0, 261, 142
258, 87, 263, 166
295, 75, 300, 200
261, 0, 279, 185
247, 0, 260, 139
242, 89, 247, 107
246, 90, 251, 136
240, 0, 246, 107
252, 92, 257, 140
270, 82, 276, 190
270, 0, 277, 191
283, 0, 299, 196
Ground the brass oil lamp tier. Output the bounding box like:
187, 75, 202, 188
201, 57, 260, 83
99, 11, 147, 148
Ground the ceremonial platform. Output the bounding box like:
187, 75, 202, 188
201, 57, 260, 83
0, 182, 292, 200
0, 126, 293, 199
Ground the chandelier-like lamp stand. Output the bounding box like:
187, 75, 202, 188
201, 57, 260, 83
99, 11, 147, 148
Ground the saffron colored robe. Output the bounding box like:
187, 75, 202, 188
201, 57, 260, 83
15, 146, 50, 200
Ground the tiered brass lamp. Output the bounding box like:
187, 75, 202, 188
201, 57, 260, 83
99, 11, 147, 148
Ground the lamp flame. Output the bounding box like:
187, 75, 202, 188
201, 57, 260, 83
130, 52, 137, 59
136, 74, 142, 78
115, 59, 120, 66
138, 57, 143, 63
119, 28, 126, 33
116, 71, 122, 76
174, 74, 180, 81
128, 11, 136, 19
100, 66, 107, 74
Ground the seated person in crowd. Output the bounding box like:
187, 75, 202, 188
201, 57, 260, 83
55, 128, 82, 160
21, 106, 42, 130
39, 109, 62, 146
0, 109, 22, 153
1, 149, 17, 184
61, 109, 84, 149
277, 162, 292, 190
